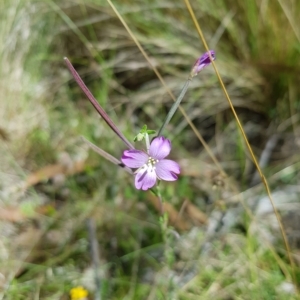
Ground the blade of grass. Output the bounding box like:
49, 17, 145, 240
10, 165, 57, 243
107, 0, 226, 177
183, 0, 295, 282
277, 0, 300, 43
47, 0, 95, 55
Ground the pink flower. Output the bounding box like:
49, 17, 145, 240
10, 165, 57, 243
190, 50, 215, 77
121, 137, 180, 190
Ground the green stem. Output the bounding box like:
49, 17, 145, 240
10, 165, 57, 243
145, 133, 150, 153
157, 79, 191, 136
155, 183, 164, 215
154, 185, 176, 298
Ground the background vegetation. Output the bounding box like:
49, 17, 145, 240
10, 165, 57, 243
1, 0, 300, 299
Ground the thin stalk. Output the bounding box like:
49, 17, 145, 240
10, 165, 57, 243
156, 183, 164, 215
277, 0, 300, 43
81, 136, 133, 174
183, 0, 295, 277
158, 79, 191, 137
64, 57, 134, 150
145, 133, 150, 153
86, 218, 101, 300
107, 0, 225, 177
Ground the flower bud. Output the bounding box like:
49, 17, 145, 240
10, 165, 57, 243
190, 50, 215, 78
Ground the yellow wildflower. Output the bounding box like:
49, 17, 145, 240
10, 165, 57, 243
69, 286, 88, 300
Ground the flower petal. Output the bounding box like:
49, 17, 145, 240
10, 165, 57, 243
121, 150, 148, 168
190, 50, 215, 77
149, 137, 171, 160
156, 159, 180, 181
135, 168, 157, 190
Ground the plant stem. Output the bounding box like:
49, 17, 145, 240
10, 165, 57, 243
81, 137, 133, 174
157, 79, 191, 137
145, 133, 150, 153
156, 185, 175, 299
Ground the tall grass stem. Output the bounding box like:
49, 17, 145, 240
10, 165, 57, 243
183, 0, 295, 280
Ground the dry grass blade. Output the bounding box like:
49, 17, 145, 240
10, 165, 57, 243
183, 0, 296, 285
277, 0, 300, 43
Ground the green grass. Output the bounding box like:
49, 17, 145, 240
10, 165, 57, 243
1, 0, 300, 299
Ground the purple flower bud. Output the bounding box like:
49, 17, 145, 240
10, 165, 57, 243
190, 50, 215, 78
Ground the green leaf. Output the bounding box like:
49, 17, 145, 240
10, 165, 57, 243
141, 124, 147, 131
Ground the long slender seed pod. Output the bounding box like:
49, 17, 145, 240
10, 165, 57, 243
64, 57, 134, 150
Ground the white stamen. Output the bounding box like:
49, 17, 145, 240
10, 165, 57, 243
137, 155, 160, 175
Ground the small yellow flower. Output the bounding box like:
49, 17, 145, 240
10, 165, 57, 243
70, 286, 88, 300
